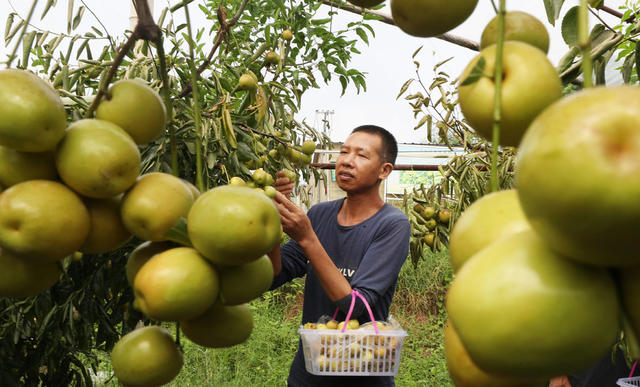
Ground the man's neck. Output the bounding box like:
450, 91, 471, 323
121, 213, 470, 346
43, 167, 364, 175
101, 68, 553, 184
338, 187, 385, 227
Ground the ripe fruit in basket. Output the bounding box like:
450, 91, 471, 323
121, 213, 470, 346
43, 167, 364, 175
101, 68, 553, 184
187, 185, 281, 266
111, 326, 183, 387
444, 321, 542, 387
180, 303, 253, 348
448, 189, 530, 272
303, 322, 317, 329
133, 247, 219, 321
217, 255, 273, 305
95, 79, 166, 145
390, 0, 478, 37
55, 119, 141, 198
337, 319, 360, 330
120, 172, 194, 241
326, 320, 339, 329
0, 146, 57, 188
447, 230, 619, 378
0, 180, 90, 262
516, 86, 640, 266
458, 41, 562, 147
0, 69, 67, 152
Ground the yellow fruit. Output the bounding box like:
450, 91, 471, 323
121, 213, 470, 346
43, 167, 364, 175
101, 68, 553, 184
283, 169, 296, 183
303, 322, 317, 329
80, 196, 131, 254
121, 172, 194, 241
448, 190, 530, 272
111, 326, 183, 387
326, 320, 339, 329
125, 241, 176, 285
95, 79, 166, 144
252, 168, 268, 185
0, 146, 57, 188
181, 303, 253, 348
187, 186, 281, 266
301, 140, 316, 155
263, 185, 277, 198
0, 69, 67, 152
423, 233, 435, 247
265, 51, 280, 65
282, 29, 293, 41
133, 247, 219, 321
55, 119, 141, 198
238, 72, 258, 91
0, 180, 90, 262
229, 176, 246, 186
391, 0, 478, 37
0, 247, 61, 297
182, 179, 200, 199
217, 255, 274, 305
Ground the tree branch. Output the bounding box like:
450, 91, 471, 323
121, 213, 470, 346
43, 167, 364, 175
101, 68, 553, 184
178, 0, 250, 98
319, 0, 479, 52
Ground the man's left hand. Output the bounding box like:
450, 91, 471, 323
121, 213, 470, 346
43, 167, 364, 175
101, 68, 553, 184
273, 191, 313, 244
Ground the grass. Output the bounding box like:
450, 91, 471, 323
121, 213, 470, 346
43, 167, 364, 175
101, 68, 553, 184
93, 249, 454, 386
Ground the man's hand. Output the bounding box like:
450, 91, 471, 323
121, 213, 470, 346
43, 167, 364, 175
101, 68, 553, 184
273, 191, 313, 244
549, 376, 572, 387
274, 171, 295, 197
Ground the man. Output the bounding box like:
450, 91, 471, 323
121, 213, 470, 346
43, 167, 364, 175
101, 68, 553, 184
268, 125, 411, 386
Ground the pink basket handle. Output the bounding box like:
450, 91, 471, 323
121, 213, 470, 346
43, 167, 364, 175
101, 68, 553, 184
332, 289, 378, 334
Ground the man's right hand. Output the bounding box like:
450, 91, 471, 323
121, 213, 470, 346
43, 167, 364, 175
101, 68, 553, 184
275, 170, 295, 197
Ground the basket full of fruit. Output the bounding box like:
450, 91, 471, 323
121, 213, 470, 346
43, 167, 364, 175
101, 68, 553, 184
298, 290, 408, 376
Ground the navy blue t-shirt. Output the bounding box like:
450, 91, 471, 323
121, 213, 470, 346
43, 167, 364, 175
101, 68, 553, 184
270, 198, 411, 386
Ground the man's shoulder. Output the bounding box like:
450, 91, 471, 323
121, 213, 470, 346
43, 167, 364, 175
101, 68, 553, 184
379, 204, 410, 224
308, 198, 342, 215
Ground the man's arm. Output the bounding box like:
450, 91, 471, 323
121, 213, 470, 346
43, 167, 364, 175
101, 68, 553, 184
273, 191, 352, 302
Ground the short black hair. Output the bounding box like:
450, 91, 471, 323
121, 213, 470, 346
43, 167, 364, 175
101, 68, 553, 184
351, 125, 398, 166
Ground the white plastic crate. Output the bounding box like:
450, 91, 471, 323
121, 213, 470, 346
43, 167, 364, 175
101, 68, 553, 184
618, 376, 640, 386
299, 326, 407, 376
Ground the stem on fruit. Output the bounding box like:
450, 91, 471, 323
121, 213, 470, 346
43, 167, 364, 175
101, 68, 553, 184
84, 0, 161, 118
579, 0, 593, 88
6, 0, 38, 69
155, 39, 178, 176
489, 0, 506, 193
183, 4, 205, 192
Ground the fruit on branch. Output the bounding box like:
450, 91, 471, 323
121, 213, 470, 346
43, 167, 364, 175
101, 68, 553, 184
0, 146, 57, 187
283, 169, 297, 183
80, 196, 131, 254
217, 255, 274, 305
516, 86, 640, 266
264, 185, 277, 198
437, 208, 451, 224
120, 172, 194, 242
347, 0, 385, 8
181, 303, 254, 348
95, 79, 166, 144
238, 71, 259, 91
421, 206, 435, 219
111, 326, 183, 387
390, 0, 479, 37
228, 176, 247, 186
187, 186, 281, 266
481, 11, 550, 53
0, 69, 67, 152
302, 140, 316, 155
0, 180, 90, 262
423, 233, 435, 247
182, 179, 200, 199
126, 241, 176, 285
444, 322, 542, 387
0, 247, 61, 298
265, 51, 281, 65
448, 190, 530, 272
133, 247, 219, 321
458, 41, 562, 147
447, 230, 619, 378
55, 119, 141, 198
282, 29, 293, 41
252, 168, 269, 185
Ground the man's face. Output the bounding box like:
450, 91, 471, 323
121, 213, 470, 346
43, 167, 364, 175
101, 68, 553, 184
335, 131, 389, 193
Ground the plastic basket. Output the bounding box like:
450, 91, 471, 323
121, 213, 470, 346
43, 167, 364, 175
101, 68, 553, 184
298, 290, 408, 376
617, 376, 640, 386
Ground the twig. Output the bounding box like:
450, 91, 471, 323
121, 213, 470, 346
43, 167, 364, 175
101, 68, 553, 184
589, 7, 615, 32
79, 0, 116, 53
236, 122, 290, 146
178, 0, 250, 98
319, 0, 479, 52
601, 4, 636, 23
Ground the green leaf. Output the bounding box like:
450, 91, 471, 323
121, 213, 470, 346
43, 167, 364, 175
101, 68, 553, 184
460, 57, 485, 86
561, 6, 579, 47
622, 50, 635, 83
22, 31, 36, 69
635, 43, 640, 82
41, 0, 57, 20
355, 27, 368, 45
544, 0, 566, 26
414, 115, 430, 130
396, 78, 413, 99
412, 46, 423, 59
67, 0, 74, 34
4, 12, 15, 38
556, 46, 579, 73
588, 0, 603, 9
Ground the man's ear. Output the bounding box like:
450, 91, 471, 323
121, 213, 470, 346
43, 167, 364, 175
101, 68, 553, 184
377, 162, 393, 180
